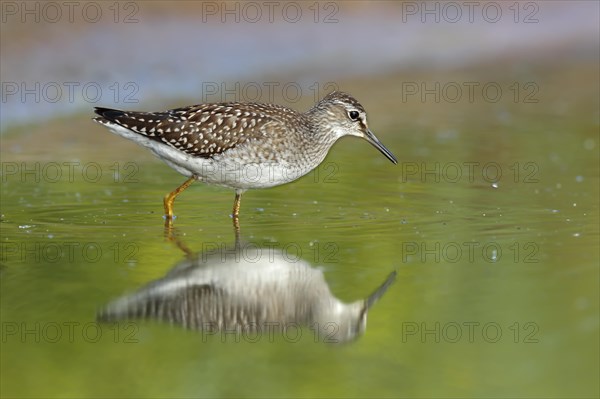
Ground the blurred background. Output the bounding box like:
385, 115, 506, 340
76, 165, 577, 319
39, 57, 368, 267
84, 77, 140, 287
1, 1, 598, 398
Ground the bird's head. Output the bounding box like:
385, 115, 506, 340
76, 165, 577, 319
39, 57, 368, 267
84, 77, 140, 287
309, 91, 398, 164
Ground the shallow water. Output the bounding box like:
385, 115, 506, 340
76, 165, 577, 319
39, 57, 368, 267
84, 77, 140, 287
2, 63, 598, 397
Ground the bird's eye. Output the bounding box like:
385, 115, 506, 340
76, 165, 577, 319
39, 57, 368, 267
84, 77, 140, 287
348, 110, 360, 121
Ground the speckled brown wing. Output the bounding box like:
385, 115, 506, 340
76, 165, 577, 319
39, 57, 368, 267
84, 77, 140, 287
94, 102, 294, 158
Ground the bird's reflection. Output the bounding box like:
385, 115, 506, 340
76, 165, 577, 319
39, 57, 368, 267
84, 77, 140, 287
99, 228, 395, 344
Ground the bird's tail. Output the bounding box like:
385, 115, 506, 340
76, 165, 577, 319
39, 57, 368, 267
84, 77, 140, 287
93, 107, 167, 136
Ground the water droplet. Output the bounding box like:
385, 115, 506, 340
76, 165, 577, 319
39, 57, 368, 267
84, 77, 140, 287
490, 249, 498, 261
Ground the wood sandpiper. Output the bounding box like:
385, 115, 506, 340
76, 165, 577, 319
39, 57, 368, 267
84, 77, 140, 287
98, 244, 397, 343
93, 91, 397, 222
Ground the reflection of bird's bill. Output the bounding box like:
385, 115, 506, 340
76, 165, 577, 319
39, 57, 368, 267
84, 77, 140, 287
365, 130, 398, 164
364, 270, 397, 311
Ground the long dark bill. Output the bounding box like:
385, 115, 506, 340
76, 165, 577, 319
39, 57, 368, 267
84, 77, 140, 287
365, 130, 398, 164
365, 270, 397, 311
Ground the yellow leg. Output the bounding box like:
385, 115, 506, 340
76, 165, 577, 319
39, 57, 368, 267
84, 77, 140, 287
233, 215, 241, 242
232, 191, 242, 242
163, 177, 195, 220
232, 191, 242, 218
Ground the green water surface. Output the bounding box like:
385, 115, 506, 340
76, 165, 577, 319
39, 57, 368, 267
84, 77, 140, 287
1, 66, 598, 398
